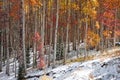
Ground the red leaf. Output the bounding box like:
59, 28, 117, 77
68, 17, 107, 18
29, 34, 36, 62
37, 43, 43, 51
33, 32, 41, 41
38, 57, 45, 69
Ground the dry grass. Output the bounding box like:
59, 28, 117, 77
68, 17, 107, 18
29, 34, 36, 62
67, 48, 120, 64
66, 55, 95, 64
94, 50, 120, 61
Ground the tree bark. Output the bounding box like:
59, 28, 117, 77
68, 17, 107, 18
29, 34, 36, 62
113, 9, 117, 47
53, 0, 59, 67
39, 0, 45, 69
6, 23, 10, 76
5, 0, 10, 76
33, 7, 37, 68
22, 0, 26, 71
64, 0, 70, 64
0, 30, 3, 72
48, 0, 53, 66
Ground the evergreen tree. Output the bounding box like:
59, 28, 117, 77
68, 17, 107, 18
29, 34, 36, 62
18, 64, 25, 80
26, 47, 30, 68
56, 37, 64, 60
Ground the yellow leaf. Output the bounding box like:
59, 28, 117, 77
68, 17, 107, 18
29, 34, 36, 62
87, 30, 100, 47
39, 75, 53, 80
95, 21, 100, 29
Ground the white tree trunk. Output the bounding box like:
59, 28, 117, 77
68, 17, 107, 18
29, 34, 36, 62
48, 1, 53, 66
33, 8, 37, 68
40, 0, 45, 69
84, 15, 88, 58
0, 30, 3, 72
6, 25, 10, 76
5, 0, 10, 76
114, 9, 117, 47
53, 0, 59, 67
22, 0, 26, 71
101, 20, 104, 52
64, 0, 70, 64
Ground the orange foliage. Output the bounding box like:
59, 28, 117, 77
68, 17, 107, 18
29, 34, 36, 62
115, 30, 120, 36
103, 11, 114, 19
30, 0, 37, 5
9, 0, 21, 20
95, 21, 100, 29
29, 0, 42, 7
9, 0, 42, 20
103, 0, 120, 9
103, 30, 112, 38
71, 3, 80, 10
87, 30, 100, 47
91, 10, 97, 19
60, 2, 79, 14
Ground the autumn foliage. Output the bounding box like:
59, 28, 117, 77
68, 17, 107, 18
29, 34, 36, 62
87, 30, 100, 47
33, 32, 41, 42
103, 30, 112, 38
38, 57, 45, 69
0, 0, 120, 77
9, 0, 21, 20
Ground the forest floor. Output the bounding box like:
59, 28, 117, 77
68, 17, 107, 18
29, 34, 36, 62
26, 47, 120, 80
0, 47, 120, 80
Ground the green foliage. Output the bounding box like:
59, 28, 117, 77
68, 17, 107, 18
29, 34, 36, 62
18, 64, 25, 80
33, 57, 37, 68
26, 47, 30, 68
56, 38, 64, 60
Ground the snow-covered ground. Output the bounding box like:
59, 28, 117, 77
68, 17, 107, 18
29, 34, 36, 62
1, 55, 120, 80
62, 57, 120, 80
26, 56, 120, 80
0, 47, 120, 80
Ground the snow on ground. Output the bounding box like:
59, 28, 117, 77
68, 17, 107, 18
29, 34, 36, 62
0, 47, 120, 80
25, 56, 120, 80
62, 57, 120, 80
1, 56, 120, 80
